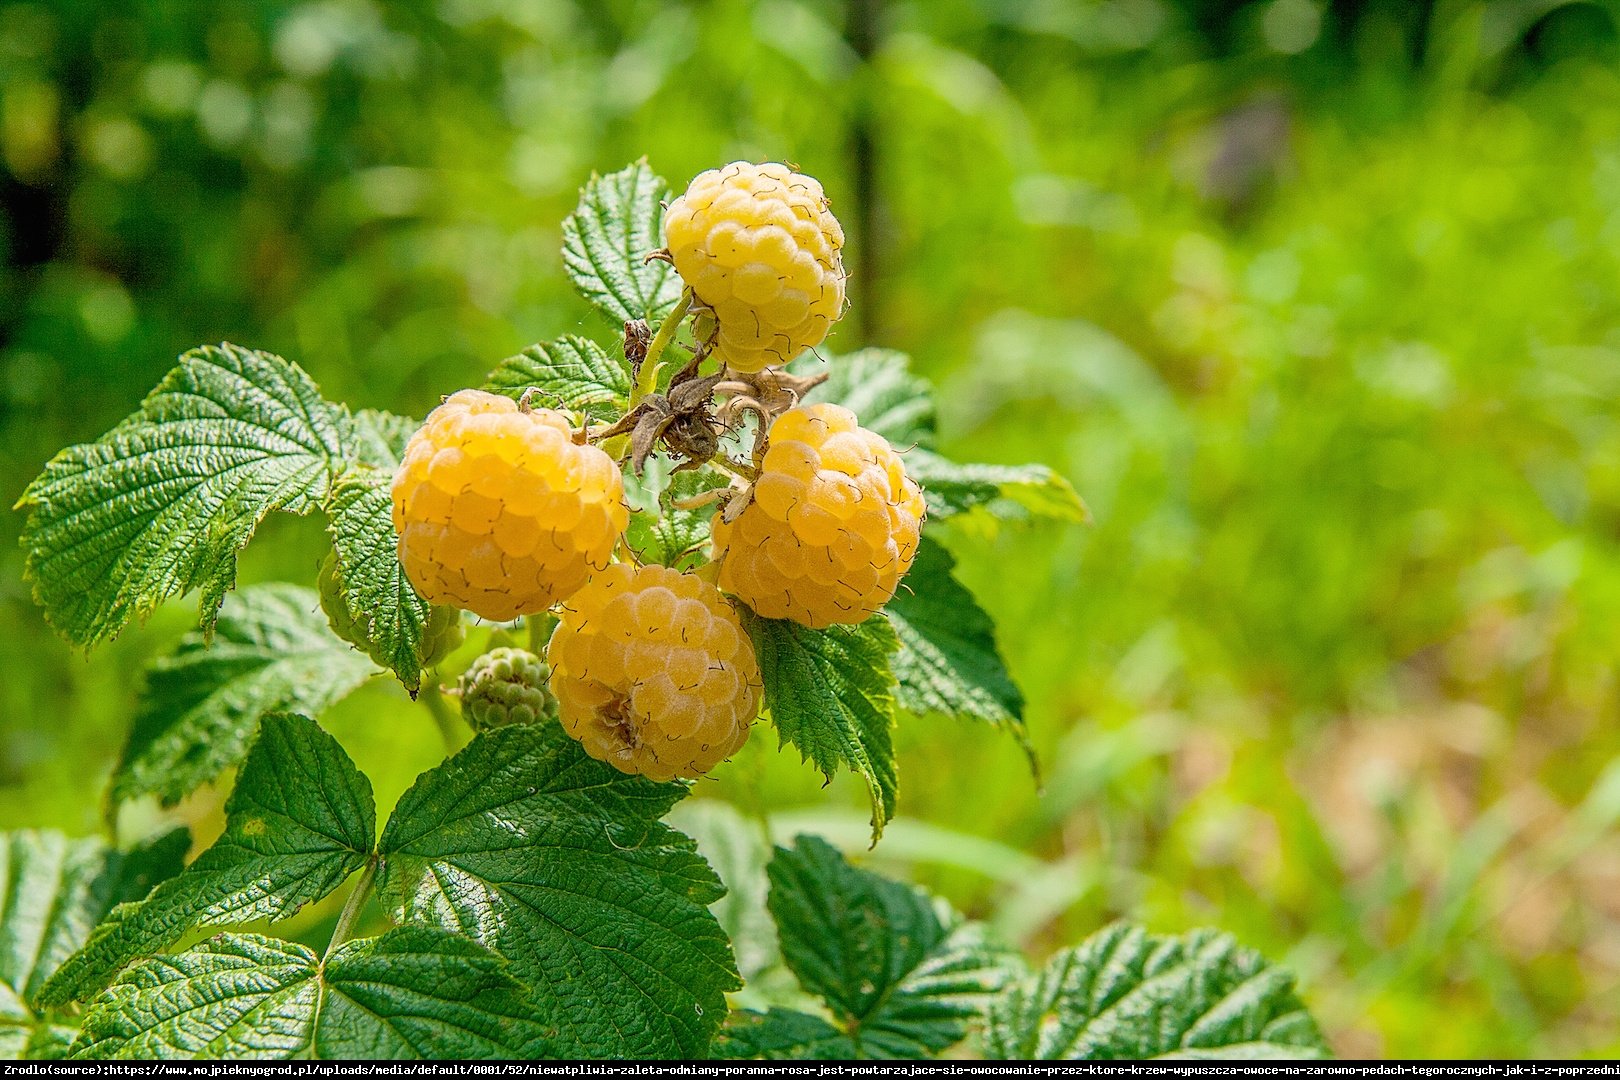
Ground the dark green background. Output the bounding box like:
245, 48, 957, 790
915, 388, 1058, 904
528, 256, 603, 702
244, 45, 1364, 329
5, 0, 1620, 1057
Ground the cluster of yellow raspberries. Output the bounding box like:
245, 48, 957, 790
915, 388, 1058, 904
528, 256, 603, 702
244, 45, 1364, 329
390, 162, 924, 782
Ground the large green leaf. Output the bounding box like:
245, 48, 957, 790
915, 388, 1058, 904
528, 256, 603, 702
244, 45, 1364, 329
800, 348, 937, 449
110, 584, 376, 809
325, 468, 447, 694
758, 836, 1013, 1059
16, 343, 350, 649
983, 924, 1330, 1060
71, 929, 550, 1060
41, 716, 374, 1006
376, 725, 739, 1059
0, 830, 186, 1058
482, 335, 631, 422
885, 537, 1033, 771
561, 161, 683, 325
741, 613, 901, 842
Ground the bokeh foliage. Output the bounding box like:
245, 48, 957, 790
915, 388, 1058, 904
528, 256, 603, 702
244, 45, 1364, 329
5, 0, 1620, 1058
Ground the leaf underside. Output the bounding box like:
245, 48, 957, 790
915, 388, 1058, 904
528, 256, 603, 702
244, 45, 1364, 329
110, 584, 376, 809
70, 929, 550, 1060
885, 537, 1035, 773
377, 724, 739, 1059
741, 612, 901, 842
42, 716, 374, 1007
982, 923, 1330, 1060
16, 343, 350, 649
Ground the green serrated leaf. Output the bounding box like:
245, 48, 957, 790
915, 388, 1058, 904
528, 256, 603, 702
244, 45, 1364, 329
0, 829, 186, 1059
908, 451, 1087, 524
764, 836, 1013, 1058
110, 584, 376, 809
983, 924, 1330, 1060
70, 928, 550, 1060
741, 612, 901, 842
41, 716, 373, 1007
885, 537, 1034, 772
16, 343, 351, 649
561, 161, 683, 325
712, 1009, 855, 1060
624, 460, 728, 569
350, 408, 420, 469
377, 724, 739, 1059
325, 468, 452, 693
483, 335, 632, 422
798, 348, 937, 449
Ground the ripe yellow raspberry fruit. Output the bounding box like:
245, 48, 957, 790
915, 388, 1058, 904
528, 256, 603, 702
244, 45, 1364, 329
711, 402, 926, 628
547, 563, 760, 781
392, 389, 629, 623
664, 161, 845, 374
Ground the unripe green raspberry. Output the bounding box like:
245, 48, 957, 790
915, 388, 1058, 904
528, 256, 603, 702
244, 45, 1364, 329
664, 162, 846, 374
319, 551, 464, 669
456, 647, 556, 732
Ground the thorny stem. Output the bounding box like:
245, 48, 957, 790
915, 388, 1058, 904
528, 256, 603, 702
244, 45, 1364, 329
630, 288, 693, 407
323, 858, 377, 965
420, 681, 460, 753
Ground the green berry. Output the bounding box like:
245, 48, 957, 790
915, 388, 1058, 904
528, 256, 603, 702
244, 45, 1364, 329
319, 551, 463, 670
457, 647, 557, 732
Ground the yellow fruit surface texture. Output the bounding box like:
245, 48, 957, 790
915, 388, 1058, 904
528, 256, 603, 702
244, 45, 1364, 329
712, 402, 926, 628
664, 161, 845, 373
392, 389, 628, 622
547, 563, 760, 781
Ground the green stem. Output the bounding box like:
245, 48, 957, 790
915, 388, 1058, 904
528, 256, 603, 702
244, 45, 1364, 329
631, 288, 693, 406
526, 612, 551, 654
421, 681, 460, 753
323, 858, 377, 965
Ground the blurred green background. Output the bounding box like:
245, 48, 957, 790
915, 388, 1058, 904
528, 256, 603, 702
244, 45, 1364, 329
6, 0, 1620, 1059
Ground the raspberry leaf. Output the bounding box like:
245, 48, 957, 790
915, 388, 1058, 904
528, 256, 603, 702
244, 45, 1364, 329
907, 452, 1088, 524
325, 467, 449, 693
799, 348, 937, 449
561, 161, 683, 325
885, 537, 1035, 774
623, 458, 728, 569
16, 343, 351, 650
376, 724, 740, 1059
983, 924, 1329, 1060
109, 584, 376, 809
741, 613, 901, 842
482, 335, 631, 421
70, 929, 551, 1060
349, 408, 420, 468
0, 829, 186, 1057
40, 716, 374, 1007
759, 836, 1015, 1058
712, 1009, 855, 1060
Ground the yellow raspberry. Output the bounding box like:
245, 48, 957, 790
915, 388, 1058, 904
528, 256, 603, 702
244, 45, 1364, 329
391, 389, 628, 623
547, 563, 760, 781
663, 161, 846, 374
711, 403, 926, 628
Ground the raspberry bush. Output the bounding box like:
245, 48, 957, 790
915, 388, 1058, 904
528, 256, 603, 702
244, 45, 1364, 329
10, 161, 1328, 1062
